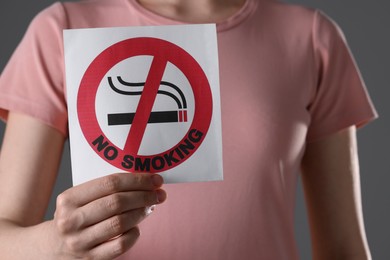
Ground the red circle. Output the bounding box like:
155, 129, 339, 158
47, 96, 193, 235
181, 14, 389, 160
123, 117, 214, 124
77, 37, 213, 172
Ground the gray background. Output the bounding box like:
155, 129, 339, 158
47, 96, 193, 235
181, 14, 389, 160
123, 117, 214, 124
0, 0, 389, 259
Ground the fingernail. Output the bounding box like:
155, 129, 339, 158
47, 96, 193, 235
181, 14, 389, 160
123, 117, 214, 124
151, 174, 164, 187
145, 205, 156, 216
156, 189, 166, 203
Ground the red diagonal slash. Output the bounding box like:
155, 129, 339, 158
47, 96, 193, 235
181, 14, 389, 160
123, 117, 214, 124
123, 57, 168, 155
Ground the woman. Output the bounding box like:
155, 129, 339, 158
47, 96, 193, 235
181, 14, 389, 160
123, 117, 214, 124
0, 0, 376, 259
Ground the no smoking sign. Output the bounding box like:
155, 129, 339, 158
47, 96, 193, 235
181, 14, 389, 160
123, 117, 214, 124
65, 25, 223, 184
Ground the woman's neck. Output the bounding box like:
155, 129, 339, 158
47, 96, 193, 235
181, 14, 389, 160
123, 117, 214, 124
136, 0, 246, 23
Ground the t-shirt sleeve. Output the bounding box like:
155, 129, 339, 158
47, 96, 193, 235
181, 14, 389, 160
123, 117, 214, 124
306, 10, 378, 142
0, 2, 68, 136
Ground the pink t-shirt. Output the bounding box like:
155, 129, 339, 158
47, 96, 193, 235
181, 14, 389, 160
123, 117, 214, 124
0, 0, 377, 259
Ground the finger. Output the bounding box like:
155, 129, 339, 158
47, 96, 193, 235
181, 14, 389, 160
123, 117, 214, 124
60, 173, 163, 207
74, 189, 166, 228
87, 227, 140, 260
81, 207, 149, 249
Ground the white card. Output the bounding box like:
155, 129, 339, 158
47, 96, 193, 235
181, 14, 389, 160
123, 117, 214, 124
64, 24, 223, 185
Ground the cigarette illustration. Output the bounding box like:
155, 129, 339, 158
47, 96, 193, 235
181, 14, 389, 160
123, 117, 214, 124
107, 76, 188, 126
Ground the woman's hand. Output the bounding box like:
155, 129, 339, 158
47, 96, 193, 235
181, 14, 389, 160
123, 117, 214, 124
0, 112, 167, 260
51, 172, 166, 260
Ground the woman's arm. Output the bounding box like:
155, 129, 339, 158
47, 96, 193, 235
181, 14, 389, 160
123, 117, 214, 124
301, 126, 371, 260
0, 112, 64, 224
0, 112, 166, 259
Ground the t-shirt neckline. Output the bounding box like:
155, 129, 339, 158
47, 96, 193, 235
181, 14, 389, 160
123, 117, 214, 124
127, 0, 257, 32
